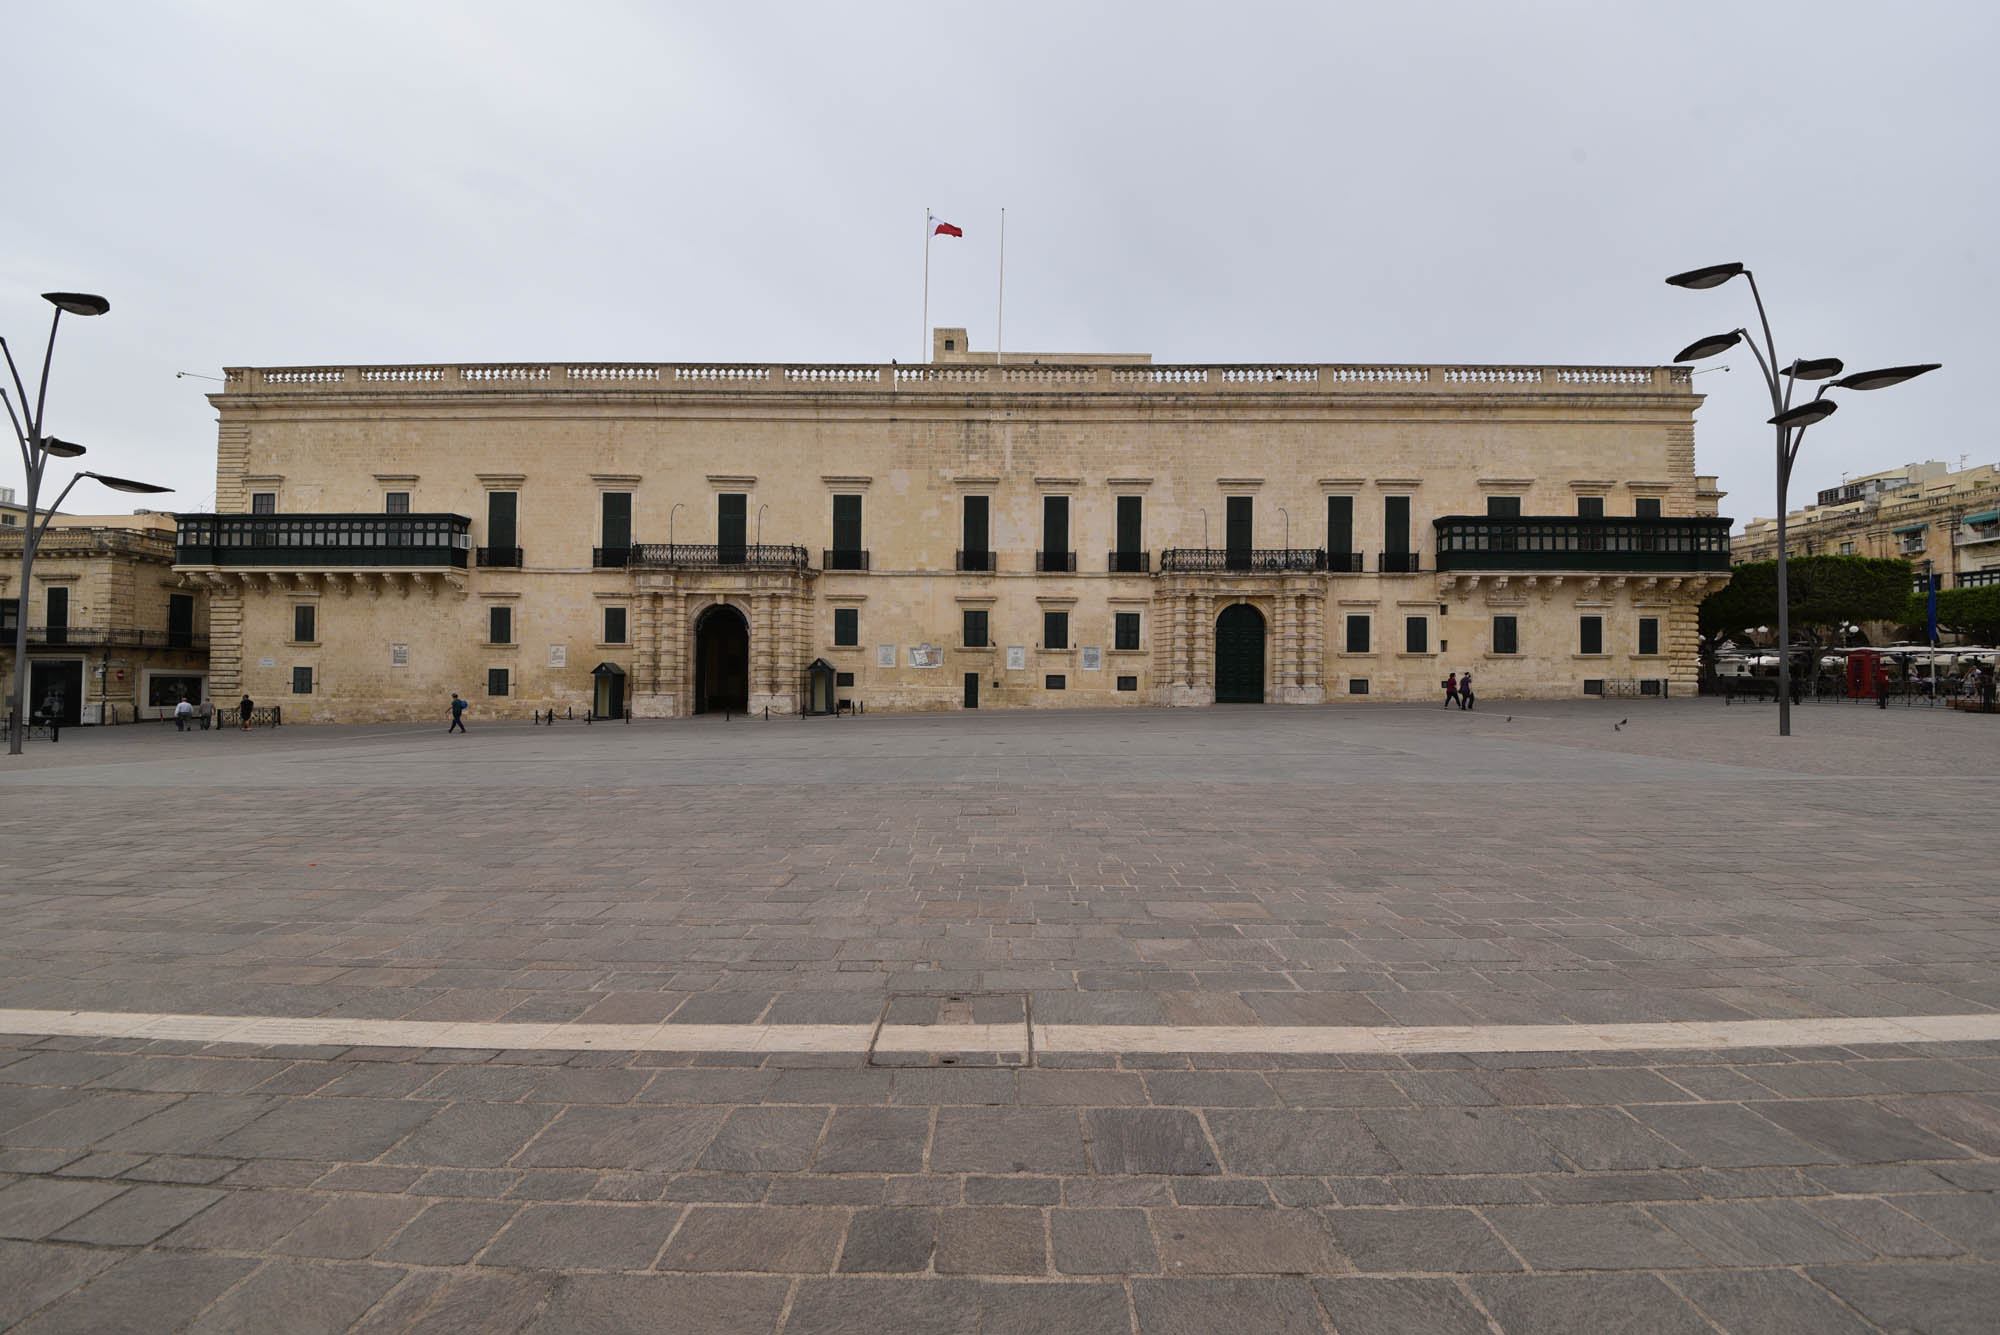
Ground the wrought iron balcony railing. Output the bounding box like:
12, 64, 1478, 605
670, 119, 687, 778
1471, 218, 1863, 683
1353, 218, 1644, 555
1327, 551, 1364, 573
822, 549, 871, 571
13, 626, 210, 650
476, 546, 523, 568
956, 549, 993, 572
175, 514, 472, 568
1160, 548, 1330, 574
1432, 516, 1732, 572
1107, 550, 1151, 573
1036, 550, 1077, 572
1378, 552, 1423, 573
600, 543, 812, 571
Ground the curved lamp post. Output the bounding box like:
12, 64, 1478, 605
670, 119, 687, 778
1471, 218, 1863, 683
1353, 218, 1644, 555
5, 293, 173, 755
1666, 262, 1940, 736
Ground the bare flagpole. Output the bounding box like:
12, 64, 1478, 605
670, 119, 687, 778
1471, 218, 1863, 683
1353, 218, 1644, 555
996, 207, 1006, 366
922, 208, 931, 363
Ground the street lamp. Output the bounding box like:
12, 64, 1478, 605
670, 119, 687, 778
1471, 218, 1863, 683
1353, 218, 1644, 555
668, 501, 685, 552
4, 292, 174, 755
1666, 262, 1940, 736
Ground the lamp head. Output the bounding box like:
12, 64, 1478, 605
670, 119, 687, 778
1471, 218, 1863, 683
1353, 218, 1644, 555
40, 437, 87, 458
1830, 363, 1941, 391
41, 292, 110, 317
1769, 400, 1838, 429
1666, 263, 1746, 290
81, 471, 172, 495
1783, 357, 1845, 381
1674, 330, 1743, 362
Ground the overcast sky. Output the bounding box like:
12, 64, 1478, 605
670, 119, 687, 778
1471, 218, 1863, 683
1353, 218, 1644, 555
6, 0, 1990, 524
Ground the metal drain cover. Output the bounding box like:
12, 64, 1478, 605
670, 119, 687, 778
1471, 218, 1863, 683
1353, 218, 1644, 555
867, 993, 1031, 1067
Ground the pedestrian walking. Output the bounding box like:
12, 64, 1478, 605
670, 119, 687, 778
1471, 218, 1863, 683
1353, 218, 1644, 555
198, 697, 212, 730
1874, 663, 1889, 710
239, 692, 255, 731
1442, 672, 1459, 709
174, 697, 193, 732
448, 692, 468, 734
1981, 664, 1997, 711
1459, 671, 1475, 710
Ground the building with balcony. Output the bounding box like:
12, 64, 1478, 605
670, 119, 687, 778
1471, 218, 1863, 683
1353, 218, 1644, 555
1736, 459, 2000, 588
2, 512, 210, 725
174, 332, 1727, 721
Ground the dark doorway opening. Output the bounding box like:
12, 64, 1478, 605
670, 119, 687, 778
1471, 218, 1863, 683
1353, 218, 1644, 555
1214, 604, 1266, 703
806, 658, 837, 715
591, 662, 626, 719
30, 660, 85, 726
694, 604, 750, 714
963, 672, 980, 709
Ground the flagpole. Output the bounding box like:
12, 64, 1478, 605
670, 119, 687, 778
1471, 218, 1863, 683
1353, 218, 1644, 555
996, 207, 1006, 366
922, 209, 931, 364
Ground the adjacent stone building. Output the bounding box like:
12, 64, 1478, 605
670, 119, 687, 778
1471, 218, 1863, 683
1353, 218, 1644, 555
173, 334, 1730, 722
2, 512, 211, 725
1737, 459, 2000, 588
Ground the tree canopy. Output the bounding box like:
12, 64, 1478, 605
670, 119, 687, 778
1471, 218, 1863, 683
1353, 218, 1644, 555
1906, 584, 2000, 645
1700, 555, 1913, 645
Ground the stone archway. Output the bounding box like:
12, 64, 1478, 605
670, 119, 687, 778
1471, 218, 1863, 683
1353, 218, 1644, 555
693, 603, 750, 714
1214, 603, 1267, 703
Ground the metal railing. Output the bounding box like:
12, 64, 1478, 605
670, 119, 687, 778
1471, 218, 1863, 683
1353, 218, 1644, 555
1107, 550, 1151, 573
1432, 516, 1732, 572
175, 513, 472, 568
13, 626, 209, 650
476, 546, 523, 568
956, 550, 993, 572
1159, 548, 1329, 573
600, 543, 812, 571
1036, 551, 1076, 572
822, 549, 870, 571
1378, 552, 1423, 573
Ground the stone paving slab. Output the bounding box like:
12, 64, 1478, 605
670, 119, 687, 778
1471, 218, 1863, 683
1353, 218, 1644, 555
2, 701, 1997, 1328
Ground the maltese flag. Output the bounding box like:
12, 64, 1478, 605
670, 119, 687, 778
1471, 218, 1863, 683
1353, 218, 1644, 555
929, 213, 963, 238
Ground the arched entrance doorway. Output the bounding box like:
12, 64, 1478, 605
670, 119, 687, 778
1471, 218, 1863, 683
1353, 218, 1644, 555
693, 604, 750, 714
1214, 603, 1266, 703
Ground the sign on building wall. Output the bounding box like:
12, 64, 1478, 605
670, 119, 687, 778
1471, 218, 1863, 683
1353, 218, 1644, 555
1081, 646, 1102, 671
1006, 646, 1026, 671
390, 644, 409, 667
258, 656, 275, 668
548, 644, 567, 667
876, 644, 896, 668
909, 643, 942, 668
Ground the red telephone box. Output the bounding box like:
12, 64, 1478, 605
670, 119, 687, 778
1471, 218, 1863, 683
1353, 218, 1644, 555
1847, 650, 1885, 699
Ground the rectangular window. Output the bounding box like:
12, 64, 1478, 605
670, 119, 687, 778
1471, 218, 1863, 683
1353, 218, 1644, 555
1041, 495, 1069, 565
487, 668, 509, 697
1326, 495, 1353, 560
1839, 540, 1856, 555
251, 492, 276, 515
0, 599, 16, 635
1580, 615, 1604, 655
1485, 496, 1522, 518
1115, 495, 1142, 555
1114, 611, 1141, 651
1384, 496, 1410, 555
835, 671, 854, 687
963, 496, 990, 566
1116, 675, 1138, 692
489, 605, 512, 645
292, 604, 315, 643
291, 666, 312, 695
488, 491, 518, 550
167, 593, 195, 649
1639, 617, 1660, 656
834, 608, 859, 646
385, 491, 410, 515
963, 609, 989, 647
604, 607, 628, 644
1045, 674, 1066, 691
1226, 495, 1252, 567
46, 586, 69, 632
601, 492, 631, 550
1348, 678, 1369, 694
832, 494, 863, 567
1345, 614, 1370, 654
1577, 496, 1605, 519
718, 492, 746, 560
1635, 497, 1662, 519
1493, 616, 1518, 655
1405, 616, 1428, 653
1044, 610, 1069, 650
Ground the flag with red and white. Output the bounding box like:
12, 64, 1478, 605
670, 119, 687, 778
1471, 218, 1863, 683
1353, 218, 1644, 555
928, 213, 963, 238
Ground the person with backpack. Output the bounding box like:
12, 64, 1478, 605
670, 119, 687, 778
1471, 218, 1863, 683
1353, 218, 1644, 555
448, 692, 468, 734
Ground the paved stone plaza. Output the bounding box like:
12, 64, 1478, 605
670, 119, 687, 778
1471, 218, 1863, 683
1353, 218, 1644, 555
1, 699, 1996, 1332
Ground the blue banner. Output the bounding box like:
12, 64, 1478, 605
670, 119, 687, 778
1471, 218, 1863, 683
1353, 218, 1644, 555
1927, 571, 1940, 644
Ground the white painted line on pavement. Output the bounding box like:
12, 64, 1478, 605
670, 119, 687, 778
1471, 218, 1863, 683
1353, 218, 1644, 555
3, 1008, 1996, 1055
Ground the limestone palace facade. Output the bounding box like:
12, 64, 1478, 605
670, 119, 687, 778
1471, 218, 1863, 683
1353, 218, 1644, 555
173, 332, 1730, 722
